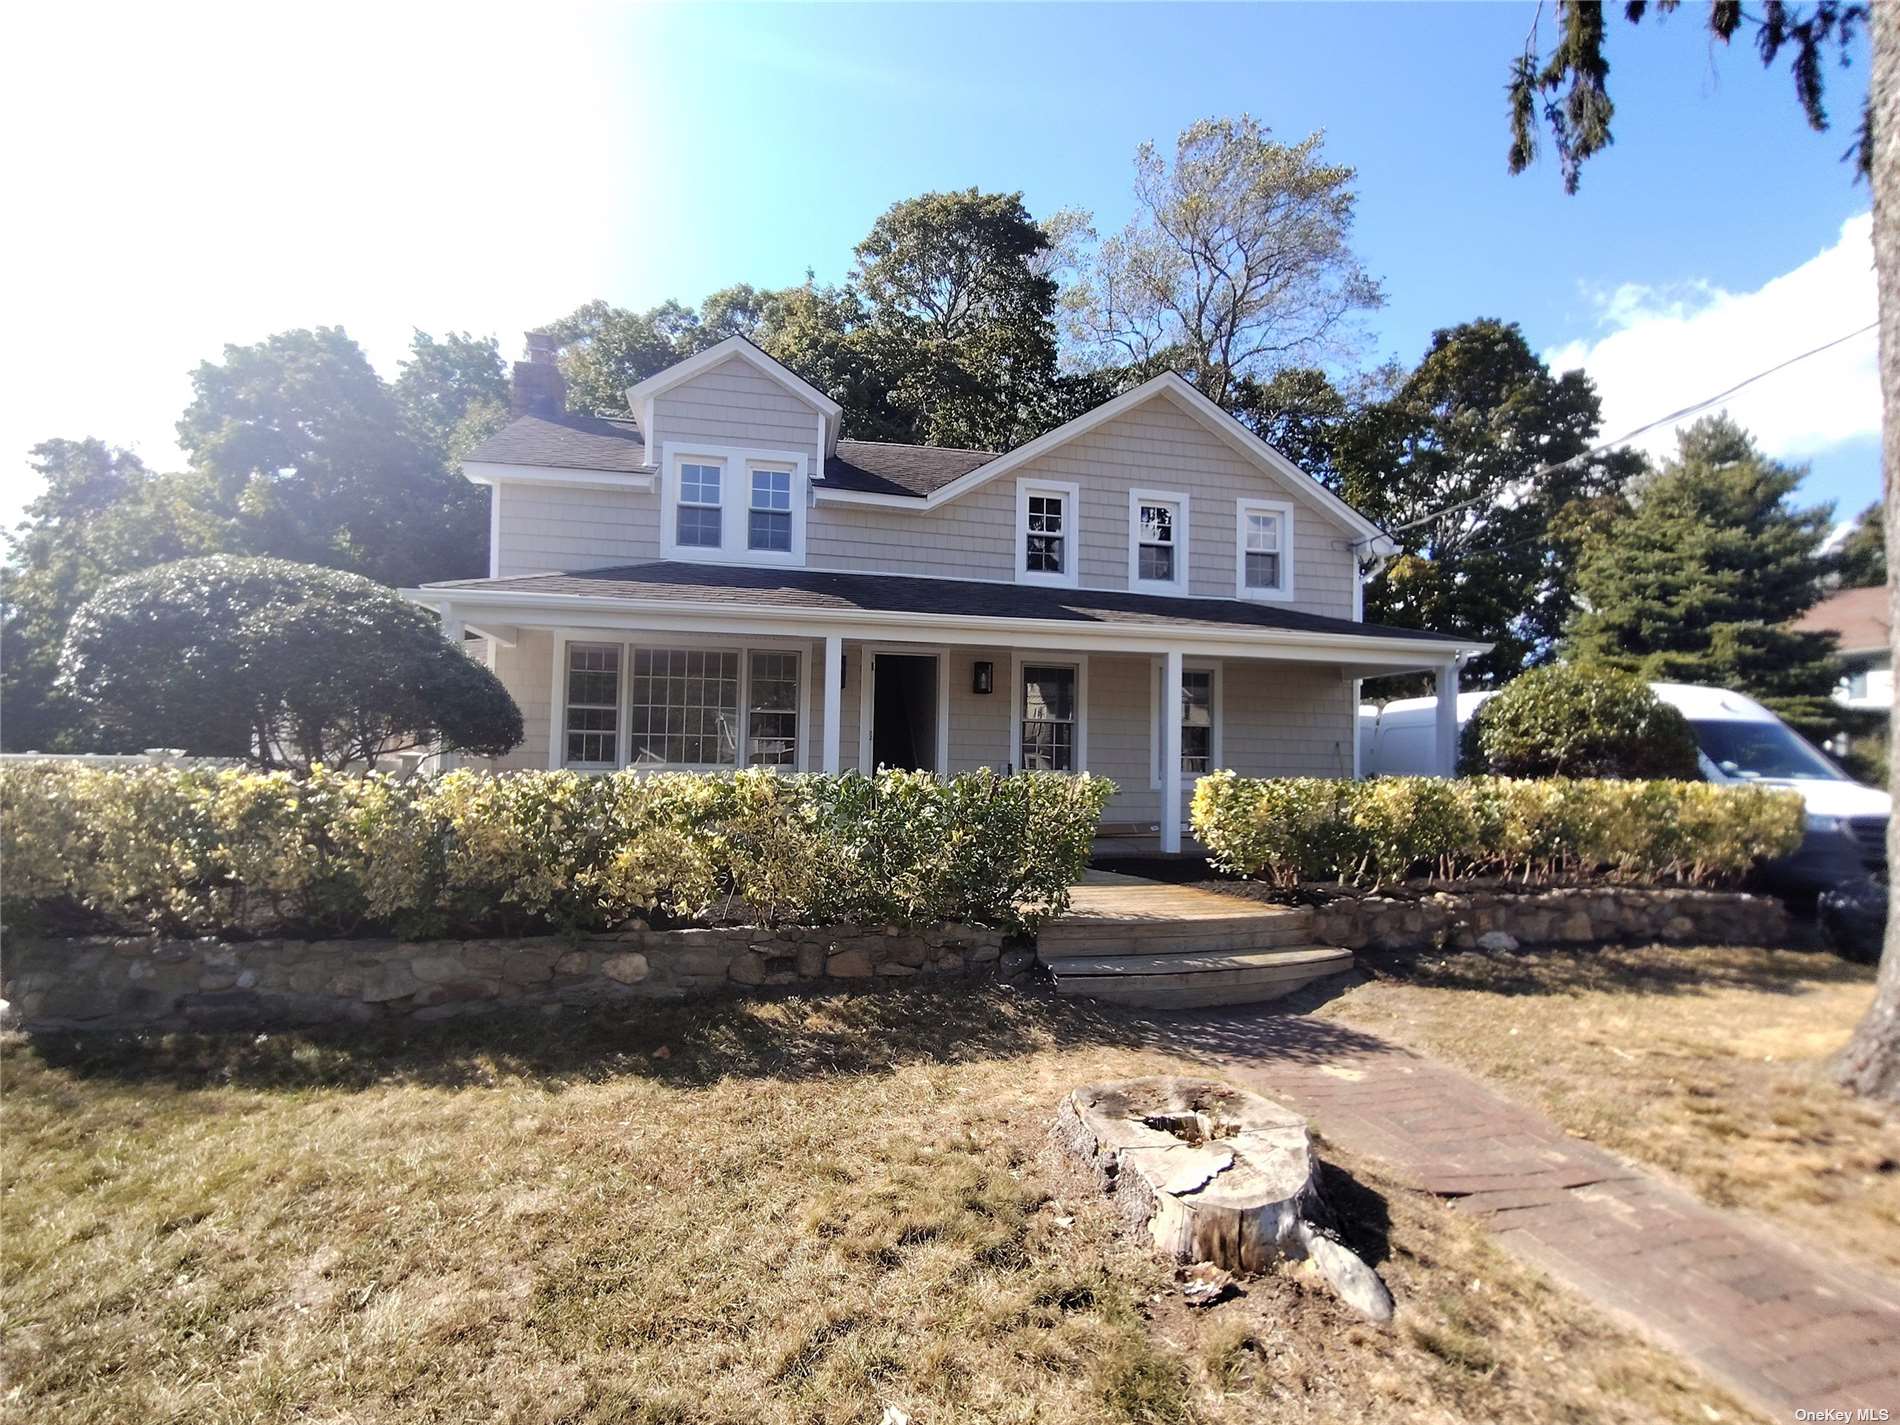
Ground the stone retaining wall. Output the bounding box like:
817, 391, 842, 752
2, 924, 1028, 1033
1307, 885, 1791, 954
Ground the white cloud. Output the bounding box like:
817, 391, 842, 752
1544, 212, 1879, 465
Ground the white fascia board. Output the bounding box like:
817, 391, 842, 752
623, 334, 843, 422
462, 461, 656, 491
806, 371, 1398, 557
398, 586, 1489, 666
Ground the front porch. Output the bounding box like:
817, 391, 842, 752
446, 615, 1467, 850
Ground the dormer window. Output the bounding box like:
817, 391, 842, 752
1128, 489, 1189, 593
1015, 478, 1081, 587
677, 461, 723, 548
661, 444, 808, 565
748, 467, 793, 552
1236, 498, 1294, 601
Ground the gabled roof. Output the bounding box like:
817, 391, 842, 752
625, 334, 843, 424
824, 439, 997, 497
811, 372, 1395, 555
420, 560, 1479, 650
1793, 584, 1891, 654
464, 411, 648, 473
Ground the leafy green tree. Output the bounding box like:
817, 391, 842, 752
60, 556, 522, 768
1, 441, 230, 751
542, 298, 703, 414
1064, 117, 1383, 408
395, 329, 511, 463
1836, 500, 1888, 585
1346, 320, 1642, 686
178, 327, 486, 586
848, 188, 1066, 450
1566, 416, 1854, 739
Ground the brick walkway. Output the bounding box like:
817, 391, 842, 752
1144, 1008, 1900, 1421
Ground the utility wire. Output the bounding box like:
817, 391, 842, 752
1357, 320, 1879, 550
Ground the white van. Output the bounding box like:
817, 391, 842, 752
1358, 681, 1889, 891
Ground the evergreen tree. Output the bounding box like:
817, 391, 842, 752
1836, 500, 1888, 586
1566, 415, 1854, 740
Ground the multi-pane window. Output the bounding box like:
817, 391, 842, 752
1021, 665, 1077, 772
1243, 509, 1283, 591
1137, 502, 1177, 583
677, 461, 722, 548
1180, 670, 1213, 774
748, 468, 793, 552
565, 644, 621, 767
628, 648, 739, 767
747, 651, 800, 766
1026, 494, 1066, 574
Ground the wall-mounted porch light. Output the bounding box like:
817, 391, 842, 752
972, 660, 994, 695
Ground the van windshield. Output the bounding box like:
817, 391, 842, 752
1688, 719, 1842, 782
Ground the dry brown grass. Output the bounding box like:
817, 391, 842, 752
4, 985, 1758, 1423
1319, 942, 1900, 1274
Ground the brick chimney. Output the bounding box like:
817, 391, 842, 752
511, 330, 566, 418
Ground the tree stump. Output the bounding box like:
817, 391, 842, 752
1056, 1075, 1393, 1322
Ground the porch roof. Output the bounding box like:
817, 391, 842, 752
416, 561, 1484, 658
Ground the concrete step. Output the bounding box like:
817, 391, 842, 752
1050, 945, 1353, 1011
1037, 919, 1320, 959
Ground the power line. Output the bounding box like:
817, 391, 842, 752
1360, 320, 1879, 548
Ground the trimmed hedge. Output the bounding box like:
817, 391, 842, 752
0, 764, 1116, 939
1458, 664, 1701, 780
1191, 772, 1803, 888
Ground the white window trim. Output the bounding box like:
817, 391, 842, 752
550, 630, 812, 773
1009, 652, 1089, 773
1015, 478, 1081, 588
560, 640, 626, 772
745, 462, 798, 557
659, 441, 809, 566
1127, 487, 1189, 594
1149, 658, 1223, 789
1235, 497, 1295, 603
854, 642, 952, 775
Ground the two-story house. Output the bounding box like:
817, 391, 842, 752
406, 333, 1485, 850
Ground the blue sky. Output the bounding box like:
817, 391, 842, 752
2, 1, 1880, 532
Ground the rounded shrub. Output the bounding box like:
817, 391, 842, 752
1458, 664, 1701, 780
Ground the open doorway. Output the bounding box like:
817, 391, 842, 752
870, 654, 939, 772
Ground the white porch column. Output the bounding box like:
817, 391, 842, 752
821, 635, 843, 774
1433, 658, 1460, 777
1160, 648, 1183, 853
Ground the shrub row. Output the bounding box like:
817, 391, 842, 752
1190, 772, 1804, 888
0, 764, 1116, 939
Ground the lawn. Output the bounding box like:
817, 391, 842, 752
1317, 942, 1900, 1275
1, 985, 1756, 1425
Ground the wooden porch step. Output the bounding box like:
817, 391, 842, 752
1050, 945, 1354, 1010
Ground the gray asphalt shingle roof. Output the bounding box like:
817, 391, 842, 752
424, 560, 1465, 644
465, 412, 649, 473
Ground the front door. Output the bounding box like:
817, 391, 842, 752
870, 654, 939, 772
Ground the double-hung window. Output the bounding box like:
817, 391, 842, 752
746, 651, 799, 766
677, 461, 723, 548
748, 467, 793, 552
1129, 490, 1187, 591
1017, 480, 1080, 586
1020, 664, 1078, 772
1236, 499, 1293, 600
564, 644, 622, 768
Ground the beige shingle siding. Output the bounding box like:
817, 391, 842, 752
653, 357, 821, 464
482, 629, 555, 772
494, 483, 660, 577
808, 397, 1359, 620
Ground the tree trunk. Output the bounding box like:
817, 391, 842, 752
1834, 6, 1900, 1100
